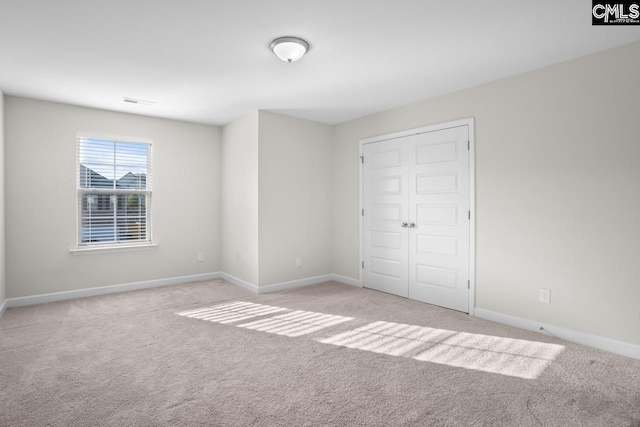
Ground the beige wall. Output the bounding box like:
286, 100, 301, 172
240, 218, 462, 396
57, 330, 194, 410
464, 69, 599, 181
221, 112, 259, 285
258, 111, 332, 286
0, 91, 5, 306
5, 97, 222, 298
332, 41, 640, 345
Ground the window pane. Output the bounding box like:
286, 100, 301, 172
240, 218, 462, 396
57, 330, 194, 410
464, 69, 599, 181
80, 194, 116, 243
116, 193, 146, 242
80, 193, 148, 244
78, 138, 114, 166
117, 217, 147, 241
78, 138, 116, 188
115, 142, 148, 169
79, 164, 115, 189
117, 194, 146, 216
116, 166, 147, 190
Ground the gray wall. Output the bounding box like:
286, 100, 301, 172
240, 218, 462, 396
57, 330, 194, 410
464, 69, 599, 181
0, 91, 5, 306
332, 41, 640, 345
258, 111, 333, 286
221, 112, 260, 285
5, 97, 222, 298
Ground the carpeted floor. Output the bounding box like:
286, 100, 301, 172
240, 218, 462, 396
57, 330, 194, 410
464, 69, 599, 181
1, 279, 639, 427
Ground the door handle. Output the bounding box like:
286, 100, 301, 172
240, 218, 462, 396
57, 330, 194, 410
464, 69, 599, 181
408, 222, 416, 228
401, 222, 408, 228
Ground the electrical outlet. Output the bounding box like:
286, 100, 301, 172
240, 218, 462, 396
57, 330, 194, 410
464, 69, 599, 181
197, 253, 204, 262
296, 257, 302, 267
539, 288, 550, 304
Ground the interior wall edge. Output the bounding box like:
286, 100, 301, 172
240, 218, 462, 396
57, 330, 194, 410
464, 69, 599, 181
331, 274, 362, 288
256, 110, 334, 286
219, 272, 259, 294
257, 274, 334, 294
0, 89, 5, 311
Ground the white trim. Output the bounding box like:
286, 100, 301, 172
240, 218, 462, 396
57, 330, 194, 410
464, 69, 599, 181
0, 272, 359, 313
359, 118, 476, 314
467, 120, 476, 316
331, 274, 362, 287
5, 272, 222, 308
258, 274, 334, 294
70, 243, 158, 255
219, 272, 259, 294
0, 299, 7, 319
360, 118, 475, 145
475, 308, 640, 360
220, 272, 361, 294
77, 131, 153, 145
359, 140, 364, 293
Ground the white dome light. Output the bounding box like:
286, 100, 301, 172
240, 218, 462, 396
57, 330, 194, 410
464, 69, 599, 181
270, 37, 310, 63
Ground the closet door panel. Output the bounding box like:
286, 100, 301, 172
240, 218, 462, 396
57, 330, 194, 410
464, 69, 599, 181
408, 126, 470, 313
362, 139, 409, 298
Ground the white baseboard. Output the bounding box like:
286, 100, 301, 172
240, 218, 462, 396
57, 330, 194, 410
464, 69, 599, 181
474, 308, 640, 360
220, 272, 361, 295
219, 272, 259, 293
5, 272, 222, 308
258, 274, 334, 294
1, 271, 358, 312
331, 274, 362, 288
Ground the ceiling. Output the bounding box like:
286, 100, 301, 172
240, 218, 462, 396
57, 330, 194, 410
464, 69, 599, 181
0, 1, 638, 126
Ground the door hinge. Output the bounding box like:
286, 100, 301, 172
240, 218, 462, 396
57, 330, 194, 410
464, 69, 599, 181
468, 280, 470, 289
362, 209, 364, 216
468, 211, 471, 220
467, 140, 470, 150
360, 156, 364, 164
362, 261, 364, 269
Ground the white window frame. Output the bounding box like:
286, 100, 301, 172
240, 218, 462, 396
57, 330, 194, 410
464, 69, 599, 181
71, 132, 157, 255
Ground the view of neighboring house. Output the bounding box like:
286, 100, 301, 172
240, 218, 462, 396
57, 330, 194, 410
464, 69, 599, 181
79, 165, 148, 244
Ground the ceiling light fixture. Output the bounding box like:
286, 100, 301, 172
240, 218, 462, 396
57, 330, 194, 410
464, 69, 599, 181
123, 97, 155, 106
269, 37, 310, 63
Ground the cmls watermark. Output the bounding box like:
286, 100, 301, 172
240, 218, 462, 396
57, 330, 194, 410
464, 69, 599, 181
592, 1, 640, 24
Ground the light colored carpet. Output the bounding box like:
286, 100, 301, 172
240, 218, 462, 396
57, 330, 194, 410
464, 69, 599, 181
1, 280, 639, 426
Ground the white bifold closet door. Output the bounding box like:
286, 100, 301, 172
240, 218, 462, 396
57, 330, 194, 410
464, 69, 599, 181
362, 138, 410, 297
363, 125, 470, 313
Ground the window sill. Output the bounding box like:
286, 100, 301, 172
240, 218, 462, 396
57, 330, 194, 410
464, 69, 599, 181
70, 243, 158, 256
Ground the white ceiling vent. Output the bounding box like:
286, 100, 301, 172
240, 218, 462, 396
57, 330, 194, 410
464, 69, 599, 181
123, 97, 155, 106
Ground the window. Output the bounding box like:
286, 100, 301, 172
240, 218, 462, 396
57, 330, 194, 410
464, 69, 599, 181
77, 135, 152, 246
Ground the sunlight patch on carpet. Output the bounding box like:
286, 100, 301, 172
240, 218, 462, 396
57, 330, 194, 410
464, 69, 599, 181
237, 310, 353, 337
176, 302, 288, 324
318, 321, 564, 379
176, 302, 564, 379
